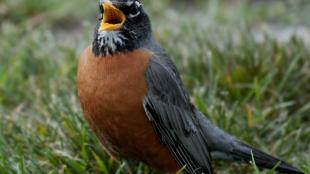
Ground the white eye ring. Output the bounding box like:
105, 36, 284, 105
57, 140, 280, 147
129, 11, 140, 18
135, 1, 142, 7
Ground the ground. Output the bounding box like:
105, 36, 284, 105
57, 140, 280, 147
0, 0, 309, 174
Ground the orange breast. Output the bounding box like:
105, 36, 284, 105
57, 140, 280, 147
77, 46, 180, 172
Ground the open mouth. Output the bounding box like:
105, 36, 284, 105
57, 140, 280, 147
99, 3, 126, 32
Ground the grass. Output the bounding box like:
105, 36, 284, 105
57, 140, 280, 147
0, 0, 309, 173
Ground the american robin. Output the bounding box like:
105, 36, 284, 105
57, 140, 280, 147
77, 0, 304, 173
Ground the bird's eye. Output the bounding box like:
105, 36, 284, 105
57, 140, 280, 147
128, 5, 140, 18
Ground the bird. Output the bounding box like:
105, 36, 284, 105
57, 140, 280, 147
77, 0, 304, 173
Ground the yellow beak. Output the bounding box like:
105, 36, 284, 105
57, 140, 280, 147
98, 3, 126, 32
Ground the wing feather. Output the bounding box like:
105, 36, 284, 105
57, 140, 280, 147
143, 57, 213, 174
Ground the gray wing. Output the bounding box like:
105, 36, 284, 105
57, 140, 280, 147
143, 55, 213, 174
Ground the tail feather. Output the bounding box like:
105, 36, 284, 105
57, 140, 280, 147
196, 112, 304, 174
231, 141, 304, 174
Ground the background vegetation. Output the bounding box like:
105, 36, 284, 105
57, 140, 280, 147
0, 0, 309, 173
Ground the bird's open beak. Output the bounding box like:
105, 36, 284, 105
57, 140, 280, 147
98, 3, 126, 32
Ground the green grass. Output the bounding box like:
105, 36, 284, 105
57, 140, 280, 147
0, 0, 309, 173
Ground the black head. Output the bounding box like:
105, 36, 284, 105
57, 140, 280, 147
92, 0, 152, 56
